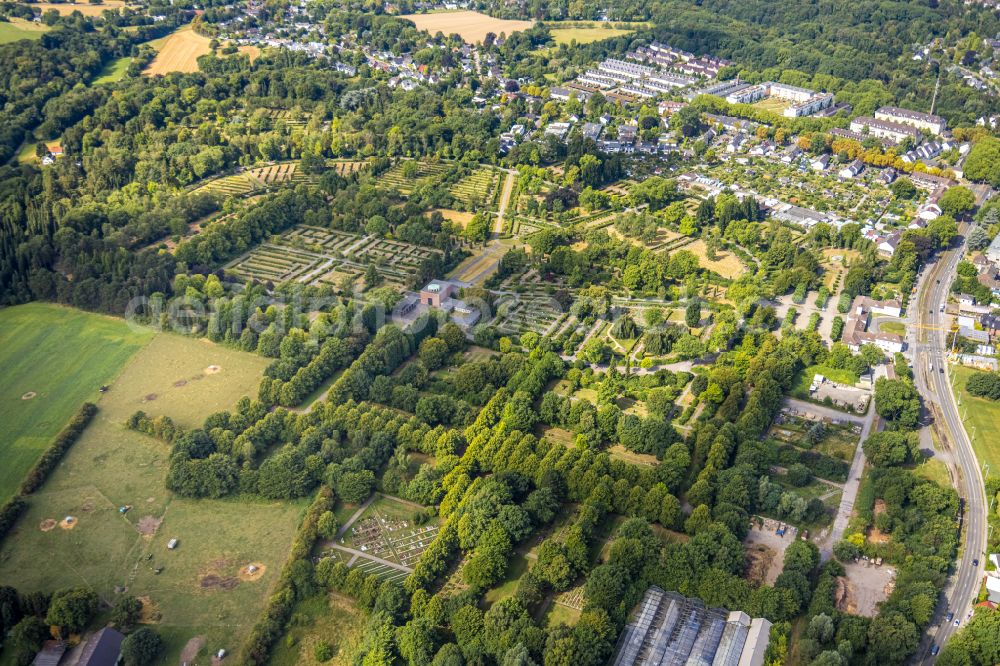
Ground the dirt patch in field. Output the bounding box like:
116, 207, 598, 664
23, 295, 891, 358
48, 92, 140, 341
59, 516, 77, 530
238, 563, 267, 581
173, 379, 188, 387
144, 393, 157, 402
204, 365, 221, 375
137, 515, 162, 537
21, 391, 36, 400
200, 574, 239, 590
873, 499, 887, 515
180, 635, 206, 663
80, 499, 95, 513
137, 595, 162, 624
40, 519, 57, 532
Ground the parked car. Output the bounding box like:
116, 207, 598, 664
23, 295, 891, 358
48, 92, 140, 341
946, 612, 954, 623
931, 644, 940, 656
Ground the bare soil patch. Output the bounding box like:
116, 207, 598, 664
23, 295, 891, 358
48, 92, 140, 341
180, 635, 206, 663
144, 393, 157, 402
839, 560, 895, 617
173, 379, 188, 387
745, 543, 776, 586
238, 563, 267, 581
21, 391, 36, 400
59, 516, 77, 530
204, 365, 221, 375
200, 573, 239, 590
137, 595, 162, 624
137, 515, 162, 537
40, 519, 57, 532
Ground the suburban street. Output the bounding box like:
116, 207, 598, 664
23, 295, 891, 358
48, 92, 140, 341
912, 230, 988, 661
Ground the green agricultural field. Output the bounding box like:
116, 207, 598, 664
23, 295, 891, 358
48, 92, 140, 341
0, 303, 154, 502
0, 18, 48, 44
93, 54, 132, 84
951, 365, 1000, 477
547, 25, 635, 45
0, 330, 276, 666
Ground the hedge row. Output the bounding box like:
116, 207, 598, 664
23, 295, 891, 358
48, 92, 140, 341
0, 402, 98, 543
242, 485, 335, 665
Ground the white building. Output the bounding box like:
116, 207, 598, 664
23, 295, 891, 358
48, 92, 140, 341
874, 106, 947, 135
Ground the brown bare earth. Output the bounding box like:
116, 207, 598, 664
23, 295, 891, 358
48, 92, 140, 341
39, 519, 57, 532
204, 365, 222, 375
59, 516, 77, 530
137, 515, 162, 537
238, 563, 267, 581
144, 26, 212, 75
745, 544, 775, 586
137, 595, 162, 624
200, 574, 239, 590
180, 636, 206, 663
401, 10, 532, 43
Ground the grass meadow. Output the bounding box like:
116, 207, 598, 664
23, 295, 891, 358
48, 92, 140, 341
951, 365, 1000, 478
0, 303, 153, 502
0, 316, 292, 665
0, 18, 48, 44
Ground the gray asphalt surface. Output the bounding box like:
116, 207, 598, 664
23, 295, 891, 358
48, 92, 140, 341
912, 230, 987, 662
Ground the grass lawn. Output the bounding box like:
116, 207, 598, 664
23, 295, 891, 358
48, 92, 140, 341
267, 593, 366, 666
878, 321, 906, 336
0, 328, 277, 666
912, 456, 951, 488
93, 54, 132, 84
485, 552, 528, 605
791, 365, 860, 400
0, 18, 48, 44
0, 303, 154, 502
951, 365, 1000, 477
543, 602, 581, 628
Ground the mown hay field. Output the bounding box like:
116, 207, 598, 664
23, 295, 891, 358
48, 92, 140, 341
143, 25, 212, 75
0, 303, 153, 503
0, 17, 48, 44
0, 328, 291, 666
401, 10, 532, 43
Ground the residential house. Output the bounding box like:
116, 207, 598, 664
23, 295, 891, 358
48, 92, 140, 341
810, 154, 830, 171
838, 160, 865, 179
878, 232, 901, 257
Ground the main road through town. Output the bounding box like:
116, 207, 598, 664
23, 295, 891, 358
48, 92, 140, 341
912, 229, 987, 662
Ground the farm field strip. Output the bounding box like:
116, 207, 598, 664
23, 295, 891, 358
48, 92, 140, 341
401, 10, 533, 44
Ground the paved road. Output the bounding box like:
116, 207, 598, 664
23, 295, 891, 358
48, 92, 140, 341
818, 385, 880, 560
913, 229, 988, 661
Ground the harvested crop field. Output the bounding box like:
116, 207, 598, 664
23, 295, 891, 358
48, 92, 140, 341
18, 1, 126, 15
401, 10, 532, 43
143, 25, 212, 75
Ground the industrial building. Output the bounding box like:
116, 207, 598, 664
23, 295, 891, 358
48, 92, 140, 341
610, 587, 772, 666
